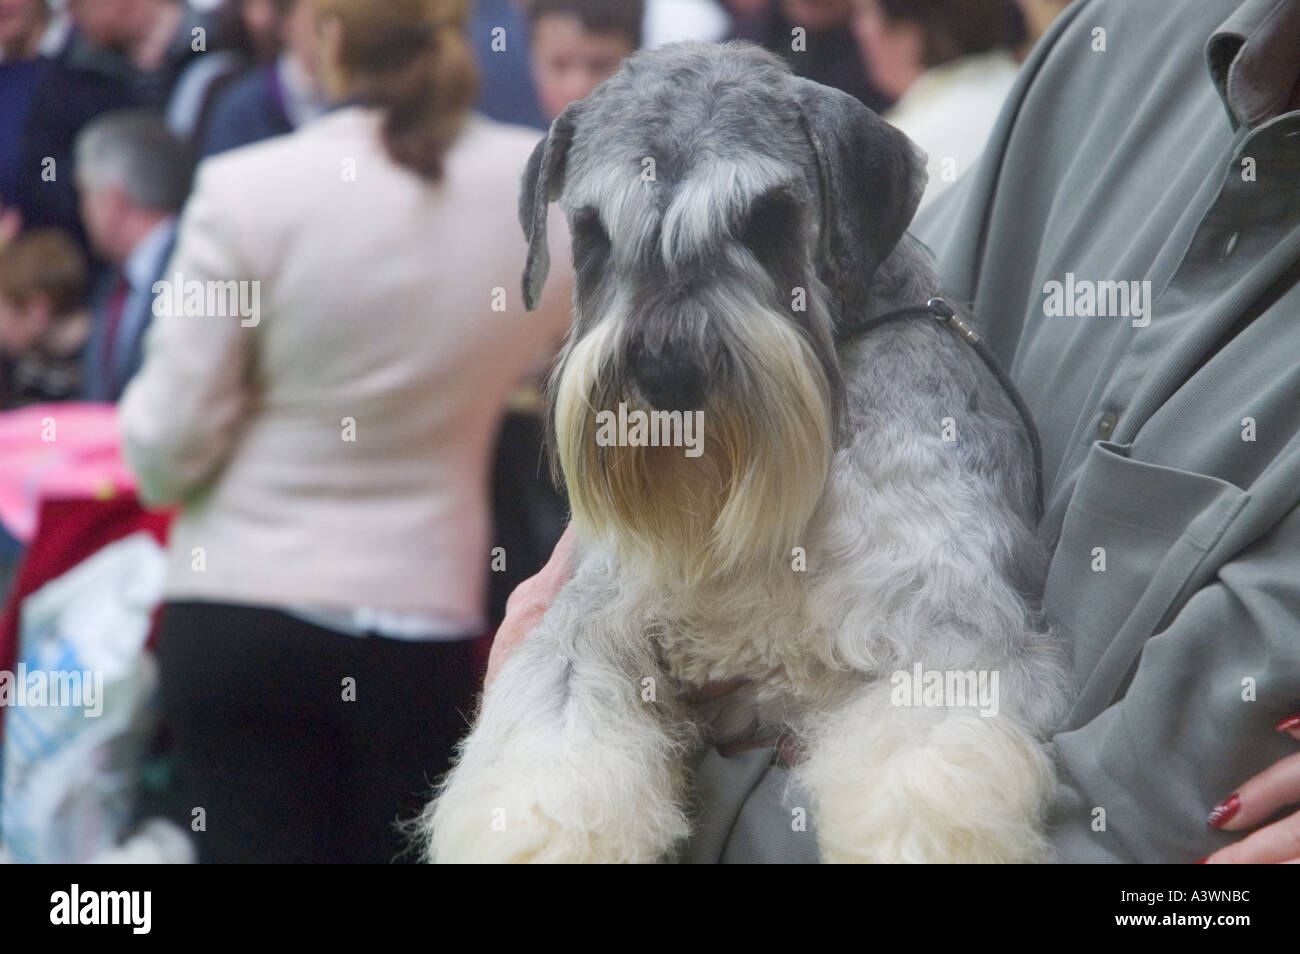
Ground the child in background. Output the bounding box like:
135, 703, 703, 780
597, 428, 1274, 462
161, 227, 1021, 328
528, 0, 644, 120
0, 228, 90, 408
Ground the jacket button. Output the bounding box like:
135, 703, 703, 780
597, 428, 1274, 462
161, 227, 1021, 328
1097, 412, 1118, 439
1221, 231, 1240, 261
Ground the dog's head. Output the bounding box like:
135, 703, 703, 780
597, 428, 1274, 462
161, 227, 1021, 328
522, 41, 927, 583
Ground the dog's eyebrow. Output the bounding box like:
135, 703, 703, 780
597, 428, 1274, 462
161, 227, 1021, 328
567, 168, 657, 264
659, 159, 796, 271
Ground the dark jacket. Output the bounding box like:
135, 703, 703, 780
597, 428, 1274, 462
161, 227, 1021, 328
200, 64, 293, 157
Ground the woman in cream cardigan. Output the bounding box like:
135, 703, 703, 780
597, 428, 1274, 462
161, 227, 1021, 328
119, 0, 573, 862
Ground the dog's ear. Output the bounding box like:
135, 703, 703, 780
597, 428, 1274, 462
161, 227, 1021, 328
791, 77, 928, 306
520, 104, 581, 311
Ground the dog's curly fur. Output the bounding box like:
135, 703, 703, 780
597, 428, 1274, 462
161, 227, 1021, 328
419, 42, 1072, 864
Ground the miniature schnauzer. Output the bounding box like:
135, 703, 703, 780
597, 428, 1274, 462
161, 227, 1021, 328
422, 41, 1071, 863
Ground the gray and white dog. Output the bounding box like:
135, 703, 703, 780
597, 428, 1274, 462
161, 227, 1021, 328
424, 42, 1071, 863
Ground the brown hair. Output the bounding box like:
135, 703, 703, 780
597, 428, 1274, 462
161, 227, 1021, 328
875, 0, 1024, 69
310, 0, 479, 181
0, 229, 88, 317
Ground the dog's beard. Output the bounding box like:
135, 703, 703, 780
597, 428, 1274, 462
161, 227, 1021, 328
554, 308, 834, 586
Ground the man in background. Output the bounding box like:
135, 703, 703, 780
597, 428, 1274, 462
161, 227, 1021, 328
74, 111, 192, 402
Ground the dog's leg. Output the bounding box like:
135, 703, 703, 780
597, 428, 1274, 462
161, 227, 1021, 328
421, 560, 691, 863
796, 680, 1055, 863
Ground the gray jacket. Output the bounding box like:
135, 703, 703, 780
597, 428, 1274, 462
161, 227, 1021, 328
683, 0, 1300, 863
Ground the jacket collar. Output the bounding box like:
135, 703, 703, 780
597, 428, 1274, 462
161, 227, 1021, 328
123, 218, 177, 293
1206, 0, 1300, 129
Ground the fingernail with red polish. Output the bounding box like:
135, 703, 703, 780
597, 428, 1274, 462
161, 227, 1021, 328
1277, 713, 1300, 732
1194, 857, 1208, 864
1206, 793, 1241, 829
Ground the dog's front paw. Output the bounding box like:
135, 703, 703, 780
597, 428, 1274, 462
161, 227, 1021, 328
426, 780, 596, 864
799, 686, 1055, 863
423, 747, 691, 863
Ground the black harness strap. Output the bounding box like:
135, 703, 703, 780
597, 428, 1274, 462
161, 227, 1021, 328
837, 297, 1045, 523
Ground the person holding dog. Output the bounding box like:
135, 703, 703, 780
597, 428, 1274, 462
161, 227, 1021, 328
491, 0, 1300, 864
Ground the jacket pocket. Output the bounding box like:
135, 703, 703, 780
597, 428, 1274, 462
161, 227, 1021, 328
1044, 440, 1249, 727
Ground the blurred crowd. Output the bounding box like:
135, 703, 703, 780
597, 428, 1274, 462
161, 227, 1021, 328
0, 0, 1071, 863
0, 0, 1074, 415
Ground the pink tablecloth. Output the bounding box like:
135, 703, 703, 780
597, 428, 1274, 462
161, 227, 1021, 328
0, 403, 138, 544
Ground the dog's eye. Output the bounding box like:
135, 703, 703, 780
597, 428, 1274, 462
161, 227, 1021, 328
571, 208, 611, 294
572, 208, 611, 254
736, 189, 801, 262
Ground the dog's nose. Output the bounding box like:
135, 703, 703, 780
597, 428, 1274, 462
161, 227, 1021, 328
632, 356, 707, 412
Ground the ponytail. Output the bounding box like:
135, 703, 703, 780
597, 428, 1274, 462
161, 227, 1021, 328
313, 0, 479, 182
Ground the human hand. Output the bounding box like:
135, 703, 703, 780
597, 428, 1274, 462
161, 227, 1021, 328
1201, 713, 1300, 863
483, 523, 578, 690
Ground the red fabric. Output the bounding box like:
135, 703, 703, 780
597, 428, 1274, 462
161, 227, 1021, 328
0, 495, 171, 740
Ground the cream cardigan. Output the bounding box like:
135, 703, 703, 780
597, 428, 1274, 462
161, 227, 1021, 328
119, 107, 574, 620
